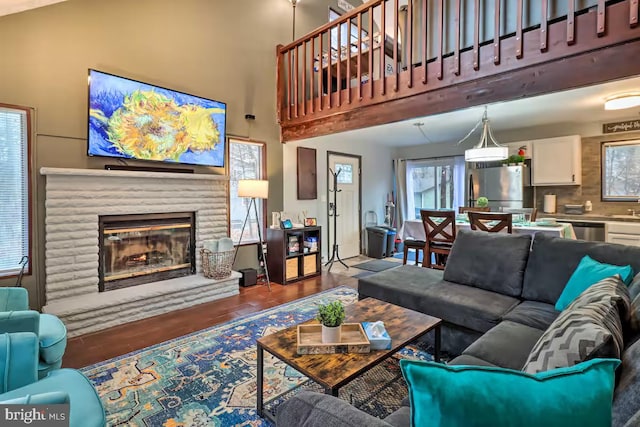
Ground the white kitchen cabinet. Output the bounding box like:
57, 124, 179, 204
606, 222, 640, 247
531, 135, 582, 186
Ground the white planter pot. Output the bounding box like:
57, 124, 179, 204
321, 325, 342, 343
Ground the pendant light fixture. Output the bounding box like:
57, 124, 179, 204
604, 94, 640, 110
460, 107, 509, 162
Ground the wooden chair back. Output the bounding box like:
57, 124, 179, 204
501, 207, 538, 222
468, 212, 513, 234
420, 209, 456, 245
459, 206, 491, 214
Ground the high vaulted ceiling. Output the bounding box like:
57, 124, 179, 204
0, 0, 67, 17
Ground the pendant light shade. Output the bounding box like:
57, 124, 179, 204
462, 107, 509, 163
465, 146, 509, 162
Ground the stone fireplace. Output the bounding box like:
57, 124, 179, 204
40, 168, 240, 337
99, 212, 196, 291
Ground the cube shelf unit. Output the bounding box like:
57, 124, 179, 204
266, 226, 321, 284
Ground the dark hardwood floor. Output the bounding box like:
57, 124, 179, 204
63, 271, 357, 368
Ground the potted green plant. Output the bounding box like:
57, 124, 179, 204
316, 300, 345, 343
477, 196, 489, 208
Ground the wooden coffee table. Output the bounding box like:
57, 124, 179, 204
256, 297, 442, 422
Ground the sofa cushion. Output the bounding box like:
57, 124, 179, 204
400, 358, 620, 427
38, 314, 67, 365
0, 369, 105, 427
555, 255, 633, 311
613, 337, 640, 427
462, 321, 543, 370
360, 267, 519, 334
523, 276, 627, 374
502, 301, 559, 331
383, 407, 410, 427
443, 230, 531, 298
448, 354, 498, 367
275, 391, 393, 427
523, 233, 640, 304
358, 265, 444, 302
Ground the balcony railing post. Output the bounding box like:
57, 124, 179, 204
597, 0, 606, 35
421, 0, 427, 83
437, 0, 443, 79
541, 0, 548, 51
568, 0, 575, 44
494, 0, 501, 64
454, 0, 461, 75
516, 0, 523, 58
276, 45, 284, 124
358, 12, 363, 100
369, 6, 374, 98
473, 0, 480, 70
381, 0, 387, 94
394, 0, 399, 90
407, 0, 414, 87
631, 0, 638, 26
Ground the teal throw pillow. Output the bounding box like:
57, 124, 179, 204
555, 255, 634, 311
401, 358, 620, 427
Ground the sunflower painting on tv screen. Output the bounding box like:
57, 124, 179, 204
88, 70, 226, 167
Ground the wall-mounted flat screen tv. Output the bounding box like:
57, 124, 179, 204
88, 69, 226, 167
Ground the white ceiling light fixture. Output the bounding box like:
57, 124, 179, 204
604, 94, 640, 110
459, 107, 508, 163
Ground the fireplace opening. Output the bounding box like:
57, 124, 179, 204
98, 212, 196, 292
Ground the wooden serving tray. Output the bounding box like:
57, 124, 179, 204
296, 323, 370, 355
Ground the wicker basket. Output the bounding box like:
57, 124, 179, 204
200, 248, 234, 279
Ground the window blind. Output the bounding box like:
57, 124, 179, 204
0, 107, 29, 277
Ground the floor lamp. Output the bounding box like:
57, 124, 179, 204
236, 179, 271, 291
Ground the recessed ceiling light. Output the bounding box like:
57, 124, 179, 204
604, 94, 640, 110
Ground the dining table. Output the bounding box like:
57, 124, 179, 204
399, 218, 576, 242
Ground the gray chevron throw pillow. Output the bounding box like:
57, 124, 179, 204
522, 275, 629, 374
628, 273, 640, 332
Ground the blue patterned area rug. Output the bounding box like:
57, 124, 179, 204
82, 287, 431, 426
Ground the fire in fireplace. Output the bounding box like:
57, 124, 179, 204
98, 212, 196, 291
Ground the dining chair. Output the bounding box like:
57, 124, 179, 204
459, 206, 491, 214
402, 239, 425, 266
420, 210, 456, 269
501, 207, 538, 222
468, 212, 513, 234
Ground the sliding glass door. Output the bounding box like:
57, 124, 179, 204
406, 157, 465, 219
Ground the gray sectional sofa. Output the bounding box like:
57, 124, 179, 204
276, 231, 640, 427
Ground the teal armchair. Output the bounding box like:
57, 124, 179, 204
0, 332, 105, 427
0, 288, 67, 378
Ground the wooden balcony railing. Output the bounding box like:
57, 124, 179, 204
276, 0, 640, 142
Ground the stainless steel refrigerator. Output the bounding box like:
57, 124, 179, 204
467, 165, 533, 210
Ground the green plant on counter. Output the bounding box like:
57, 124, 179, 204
316, 301, 345, 327
503, 154, 525, 165
477, 197, 489, 207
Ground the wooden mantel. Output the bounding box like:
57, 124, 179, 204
276, 0, 640, 143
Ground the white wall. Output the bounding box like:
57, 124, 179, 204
283, 139, 394, 260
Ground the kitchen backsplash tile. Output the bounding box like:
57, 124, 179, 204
535, 131, 640, 215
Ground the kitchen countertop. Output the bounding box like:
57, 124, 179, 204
543, 213, 640, 223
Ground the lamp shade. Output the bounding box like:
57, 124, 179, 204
465, 146, 509, 162
238, 179, 269, 199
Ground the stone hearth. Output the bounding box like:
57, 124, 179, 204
40, 167, 239, 337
